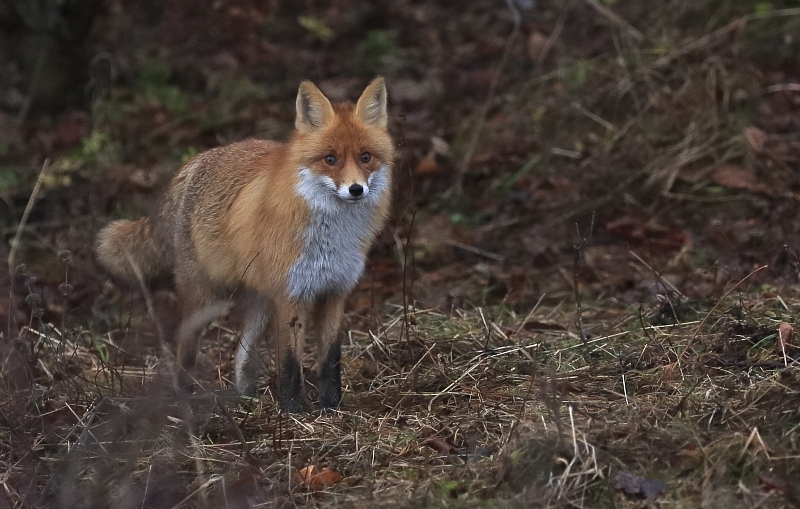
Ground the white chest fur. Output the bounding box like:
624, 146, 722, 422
286, 167, 388, 302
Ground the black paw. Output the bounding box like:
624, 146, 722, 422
318, 341, 341, 409
280, 395, 309, 413
318, 378, 341, 409
177, 370, 197, 394
279, 351, 303, 411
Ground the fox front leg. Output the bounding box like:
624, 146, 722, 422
313, 295, 346, 409
275, 301, 308, 413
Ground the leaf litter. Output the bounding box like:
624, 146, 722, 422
1, 1, 800, 508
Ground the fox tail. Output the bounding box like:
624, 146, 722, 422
95, 218, 173, 289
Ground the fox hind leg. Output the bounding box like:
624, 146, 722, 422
234, 294, 272, 395
175, 296, 224, 390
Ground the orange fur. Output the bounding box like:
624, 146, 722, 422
95, 78, 394, 411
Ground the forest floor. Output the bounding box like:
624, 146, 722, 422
1, 1, 799, 507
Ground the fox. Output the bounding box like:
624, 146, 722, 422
95, 77, 393, 412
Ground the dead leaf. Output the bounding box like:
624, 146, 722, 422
743, 127, 767, 153
758, 473, 789, 493
661, 363, 676, 383
612, 470, 668, 500
757, 473, 800, 505
675, 442, 702, 463
711, 165, 766, 193
676, 166, 706, 184
232, 465, 260, 490
414, 155, 442, 176
294, 466, 342, 491
605, 215, 691, 252
424, 436, 458, 455
778, 322, 793, 353
527, 31, 549, 61
557, 380, 585, 394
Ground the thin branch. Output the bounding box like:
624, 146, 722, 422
455, 0, 521, 196
584, 0, 644, 41
573, 212, 595, 351
8, 159, 50, 275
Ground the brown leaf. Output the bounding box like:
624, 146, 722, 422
557, 380, 585, 394
758, 473, 789, 493
294, 466, 343, 491
743, 127, 767, 153
675, 442, 702, 462
778, 322, 793, 353
605, 215, 645, 242
414, 155, 442, 176
424, 436, 458, 455
605, 215, 690, 253
232, 465, 260, 490
711, 165, 766, 193
676, 166, 705, 184
527, 31, 549, 61
661, 363, 676, 383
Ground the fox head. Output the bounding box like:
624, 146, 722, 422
291, 77, 394, 209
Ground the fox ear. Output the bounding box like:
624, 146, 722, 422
355, 77, 387, 128
296, 81, 335, 132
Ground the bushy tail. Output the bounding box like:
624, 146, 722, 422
95, 219, 173, 289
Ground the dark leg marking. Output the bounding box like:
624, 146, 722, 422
318, 340, 341, 409
280, 351, 303, 413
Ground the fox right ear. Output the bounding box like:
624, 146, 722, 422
296, 81, 335, 132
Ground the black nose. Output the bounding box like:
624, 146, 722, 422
348, 184, 364, 197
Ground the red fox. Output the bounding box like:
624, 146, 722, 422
96, 78, 393, 412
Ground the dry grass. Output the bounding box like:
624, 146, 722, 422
3, 2, 800, 508
2, 286, 798, 508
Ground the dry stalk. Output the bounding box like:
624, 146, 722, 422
573, 213, 595, 351
6, 159, 50, 276
584, 0, 644, 41
454, 0, 521, 196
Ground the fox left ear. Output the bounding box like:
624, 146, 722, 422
355, 77, 388, 128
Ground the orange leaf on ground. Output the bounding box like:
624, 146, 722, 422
527, 31, 549, 61
605, 215, 690, 253
743, 126, 767, 153
557, 380, 585, 394
711, 165, 765, 193
414, 155, 442, 176
294, 466, 343, 491
778, 322, 794, 353
424, 436, 458, 455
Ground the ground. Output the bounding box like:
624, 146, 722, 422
1, 1, 799, 508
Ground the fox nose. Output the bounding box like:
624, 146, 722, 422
348, 184, 364, 197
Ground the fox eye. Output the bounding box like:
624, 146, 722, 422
324, 155, 338, 166
359, 152, 372, 163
